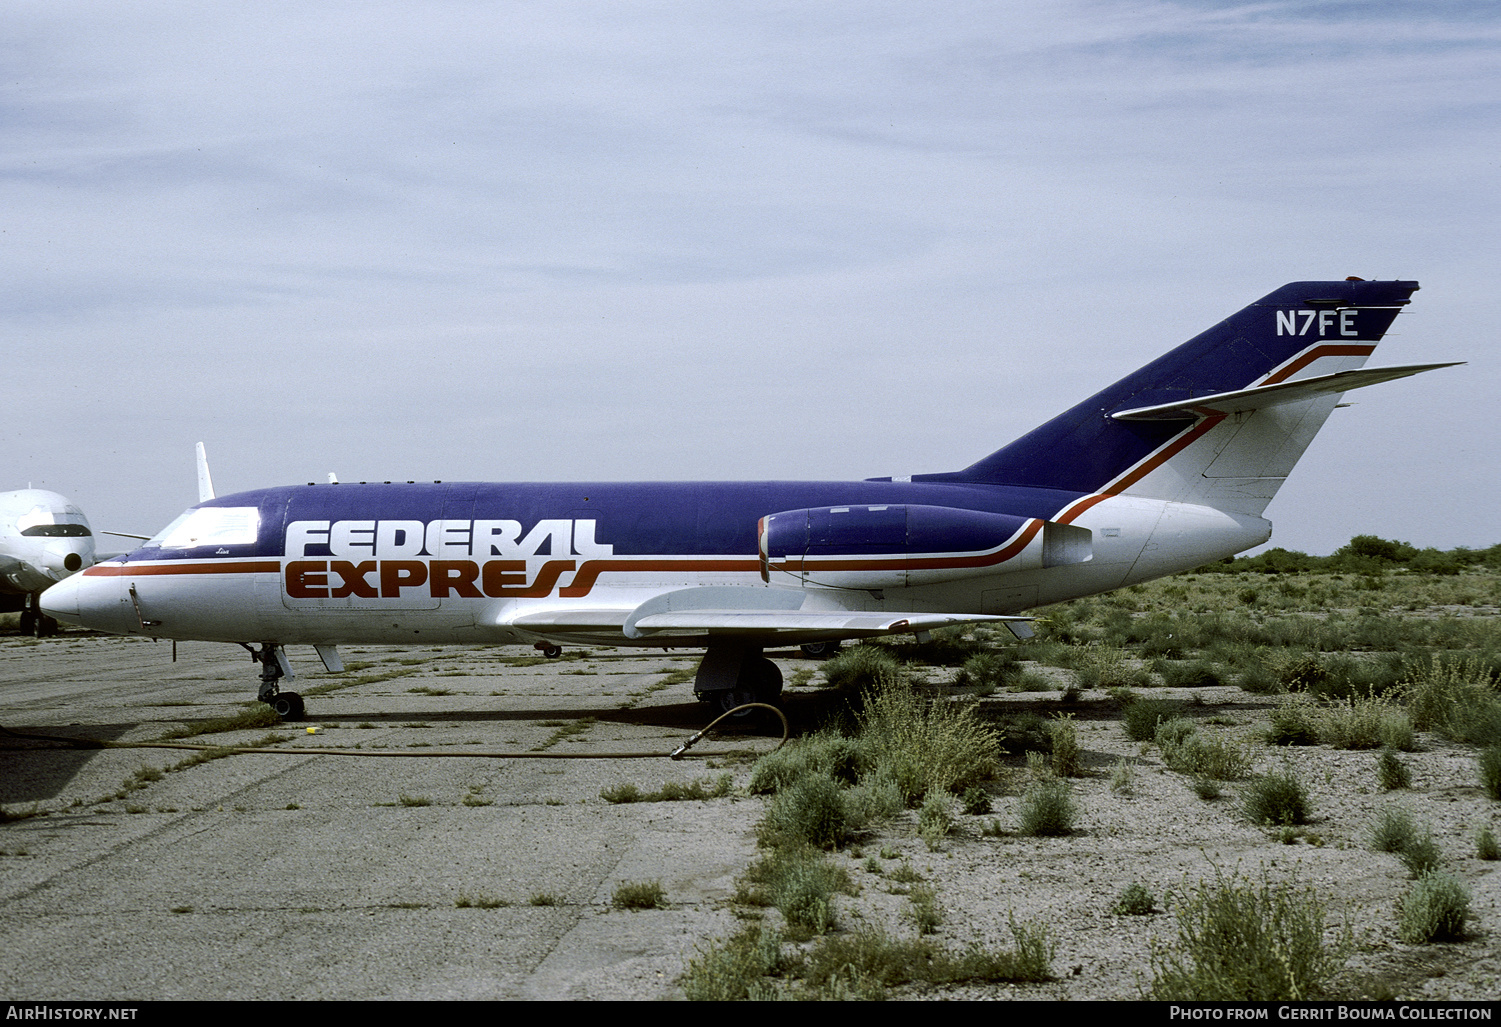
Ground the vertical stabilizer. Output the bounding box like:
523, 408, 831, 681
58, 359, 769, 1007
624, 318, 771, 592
923, 279, 1421, 515
196, 442, 215, 503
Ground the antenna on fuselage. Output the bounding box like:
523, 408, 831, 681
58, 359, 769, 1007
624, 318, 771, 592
196, 442, 216, 503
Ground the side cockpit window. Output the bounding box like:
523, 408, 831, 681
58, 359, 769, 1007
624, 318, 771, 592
146, 507, 261, 549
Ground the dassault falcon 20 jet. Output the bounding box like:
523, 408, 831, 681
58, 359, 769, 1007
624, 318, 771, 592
42, 279, 1457, 718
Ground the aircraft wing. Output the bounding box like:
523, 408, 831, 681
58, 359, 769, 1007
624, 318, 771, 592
504, 585, 1033, 644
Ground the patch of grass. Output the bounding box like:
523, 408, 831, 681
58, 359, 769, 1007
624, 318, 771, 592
799, 916, 1055, 992
1475, 827, 1498, 861
159, 704, 282, 740
612, 880, 668, 910
1146, 871, 1348, 1000
1397, 871, 1471, 944
531, 717, 596, 751
398, 793, 432, 807
1018, 778, 1076, 837
601, 774, 734, 803
1113, 882, 1156, 916
1398, 832, 1443, 879
456, 893, 511, 909
1242, 770, 1310, 827
407, 686, 454, 696
907, 882, 941, 935
528, 892, 563, 907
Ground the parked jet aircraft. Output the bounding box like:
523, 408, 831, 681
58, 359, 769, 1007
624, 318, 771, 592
41, 279, 1456, 718
2, 489, 96, 635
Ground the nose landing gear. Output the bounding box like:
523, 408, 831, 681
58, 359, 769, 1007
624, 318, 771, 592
247, 642, 304, 720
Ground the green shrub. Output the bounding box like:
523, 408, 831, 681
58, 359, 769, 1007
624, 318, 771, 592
822, 645, 902, 693
1113, 882, 1156, 916
1048, 713, 1081, 777
1243, 770, 1310, 826
680, 925, 787, 1001
855, 678, 1001, 803
960, 785, 992, 815
918, 793, 956, 851
1400, 657, 1501, 745
1019, 778, 1076, 837
1158, 724, 1251, 781
748, 730, 865, 794
1480, 744, 1501, 801
1378, 748, 1412, 791
953, 650, 1018, 692
1146, 872, 1347, 1000
759, 772, 850, 850
1398, 832, 1443, 879
1267, 703, 1320, 746
1476, 827, 1498, 861
1125, 698, 1186, 742
1396, 871, 1471, 944
1369, 807, 1419, 854
1315, 694, 1415, 751
743, 845, 854, 936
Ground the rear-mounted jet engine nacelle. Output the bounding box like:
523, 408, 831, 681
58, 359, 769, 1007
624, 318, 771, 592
758, 504, 1090, 590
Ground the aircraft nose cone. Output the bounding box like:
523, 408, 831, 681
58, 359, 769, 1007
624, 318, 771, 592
39, 576, 80, 620
40, 567, 125, 632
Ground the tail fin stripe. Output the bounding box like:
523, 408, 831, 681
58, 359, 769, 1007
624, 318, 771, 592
1261, 343, 1375, 386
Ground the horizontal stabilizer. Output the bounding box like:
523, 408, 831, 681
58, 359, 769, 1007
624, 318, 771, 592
1110, 363, 1463, 421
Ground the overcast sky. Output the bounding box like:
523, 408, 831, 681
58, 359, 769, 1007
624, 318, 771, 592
5, 1, 1497, 556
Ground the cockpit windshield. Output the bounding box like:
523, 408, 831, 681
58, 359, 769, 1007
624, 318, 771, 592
145, 507, 261, 549
19, 523, 93, 537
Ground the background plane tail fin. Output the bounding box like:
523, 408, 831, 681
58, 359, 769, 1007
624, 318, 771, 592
920, 279, 1426, 516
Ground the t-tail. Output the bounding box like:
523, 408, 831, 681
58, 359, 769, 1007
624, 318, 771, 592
917, 279, 1457, 518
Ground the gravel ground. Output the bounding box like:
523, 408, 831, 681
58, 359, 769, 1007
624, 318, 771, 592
784, 685, 1501, 1001
0, 634, 1496, 1001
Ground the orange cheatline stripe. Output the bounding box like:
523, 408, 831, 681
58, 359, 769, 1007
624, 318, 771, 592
84, 560, 280, 576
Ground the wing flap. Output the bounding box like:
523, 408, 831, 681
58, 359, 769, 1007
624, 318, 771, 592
628, 609, 1030, 640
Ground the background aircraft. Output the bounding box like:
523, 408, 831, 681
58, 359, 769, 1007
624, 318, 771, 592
41, 279, 1457, 717
1, 489, 97, 635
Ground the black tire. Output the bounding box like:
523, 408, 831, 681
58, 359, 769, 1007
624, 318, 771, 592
800, 640, 841, 660
543, 645, 562, 659
270, 692, 305, 720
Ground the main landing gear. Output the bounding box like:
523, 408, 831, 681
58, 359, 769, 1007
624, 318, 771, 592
693, 645, 783, 716
248, 642, 304, 720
